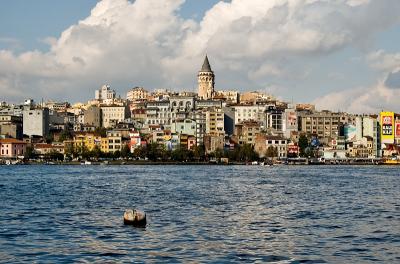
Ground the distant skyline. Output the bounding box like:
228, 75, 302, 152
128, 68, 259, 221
1, 0, 400, 113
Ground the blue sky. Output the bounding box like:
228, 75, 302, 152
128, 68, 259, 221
0, 0, 400, 113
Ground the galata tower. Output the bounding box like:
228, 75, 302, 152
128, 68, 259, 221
198, 55, 215, 99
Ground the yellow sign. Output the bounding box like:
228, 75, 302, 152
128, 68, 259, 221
381, 112, 395, 144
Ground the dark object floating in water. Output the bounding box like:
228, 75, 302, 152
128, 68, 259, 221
124, 209, 147, 227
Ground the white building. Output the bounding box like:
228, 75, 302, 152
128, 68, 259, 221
23, 108, 50, 137
95, 85, 116, 105
145, 101, 171, 127
232, 104, 269, 128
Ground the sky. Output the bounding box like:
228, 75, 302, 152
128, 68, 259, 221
1, 0, 400, 113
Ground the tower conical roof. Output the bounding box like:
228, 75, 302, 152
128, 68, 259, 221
201, 55, 212, 72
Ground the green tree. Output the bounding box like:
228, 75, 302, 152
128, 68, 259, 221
237, 144, 259, 162
90, 145, 102, 160
266, 146, 278, 158
24, 146, 35, 159
59, 129, 73, 142
133, 146, 146, 160
121, 144, 131, 159
193, 144, 206, 161
298, 134, 309, 157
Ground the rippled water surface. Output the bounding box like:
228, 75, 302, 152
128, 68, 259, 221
0, 165, 399, 263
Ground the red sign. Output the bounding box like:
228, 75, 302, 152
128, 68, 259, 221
383, 116, 393, 125
288, 145, 299, 154
396, 122, 400, 138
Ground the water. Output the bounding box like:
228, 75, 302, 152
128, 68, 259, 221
0, 165, 399, 263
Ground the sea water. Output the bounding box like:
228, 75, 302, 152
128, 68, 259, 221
0, 165, 399, 263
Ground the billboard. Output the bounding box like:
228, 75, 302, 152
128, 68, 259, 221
381, 112, 395, 144
344, 124, 356, 142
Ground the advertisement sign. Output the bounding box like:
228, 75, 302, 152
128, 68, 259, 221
381, 112, 395, 144
344, 124, 356, 142
396, 121, 400, 139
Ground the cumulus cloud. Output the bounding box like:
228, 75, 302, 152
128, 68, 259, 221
314, 74, 400, 113
367, 50, 400, 72
0, 0, 400, 105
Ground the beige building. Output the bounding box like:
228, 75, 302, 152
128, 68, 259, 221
83, 106, 101, 128
0, 138, 26, 158
127, 87, 149, 101
240, 91, 273, 103
107, 131, 123, 153
298, 111, 341, 145
198, 55, 215, 100
234, 121, 261, 145
205, 107, 224, 136
214, 90, 239, 104
254, 134, 287, 159
101, 106, 129, 128
204, 134, 224, 154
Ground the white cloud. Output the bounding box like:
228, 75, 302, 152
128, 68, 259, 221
367, 50, 400, 72
0, 0, 400, 106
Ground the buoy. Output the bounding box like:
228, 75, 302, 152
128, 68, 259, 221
123, 209, 147, 227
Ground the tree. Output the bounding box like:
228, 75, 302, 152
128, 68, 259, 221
121, 144, 131, 159
90, 145, 102, 160
266, 146, 278, 158
171, 145, 191, 161
133, 146, 146, 160
193, 144, 206, 161
59, 129, 73, 142
237, 144, 259, 162
24, 146, 35, 159
298, 134, 309, 157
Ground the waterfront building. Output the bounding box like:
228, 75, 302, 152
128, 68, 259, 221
107, 131, 124, 153
204, 134, 224, 154
0, 138, 26, 158
23, 108, 50, 137
33, 143, 64, 155
198, 55, 215, 100
254, 134, 287, 159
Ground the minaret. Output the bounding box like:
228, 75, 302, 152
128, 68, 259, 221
198, 55, 215, 99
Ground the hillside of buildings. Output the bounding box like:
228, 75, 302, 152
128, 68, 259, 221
1, 57, 399, 164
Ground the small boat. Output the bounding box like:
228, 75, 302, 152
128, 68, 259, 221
124, 209, 147, 227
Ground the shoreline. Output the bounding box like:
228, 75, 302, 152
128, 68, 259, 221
1, 160, 399, 166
